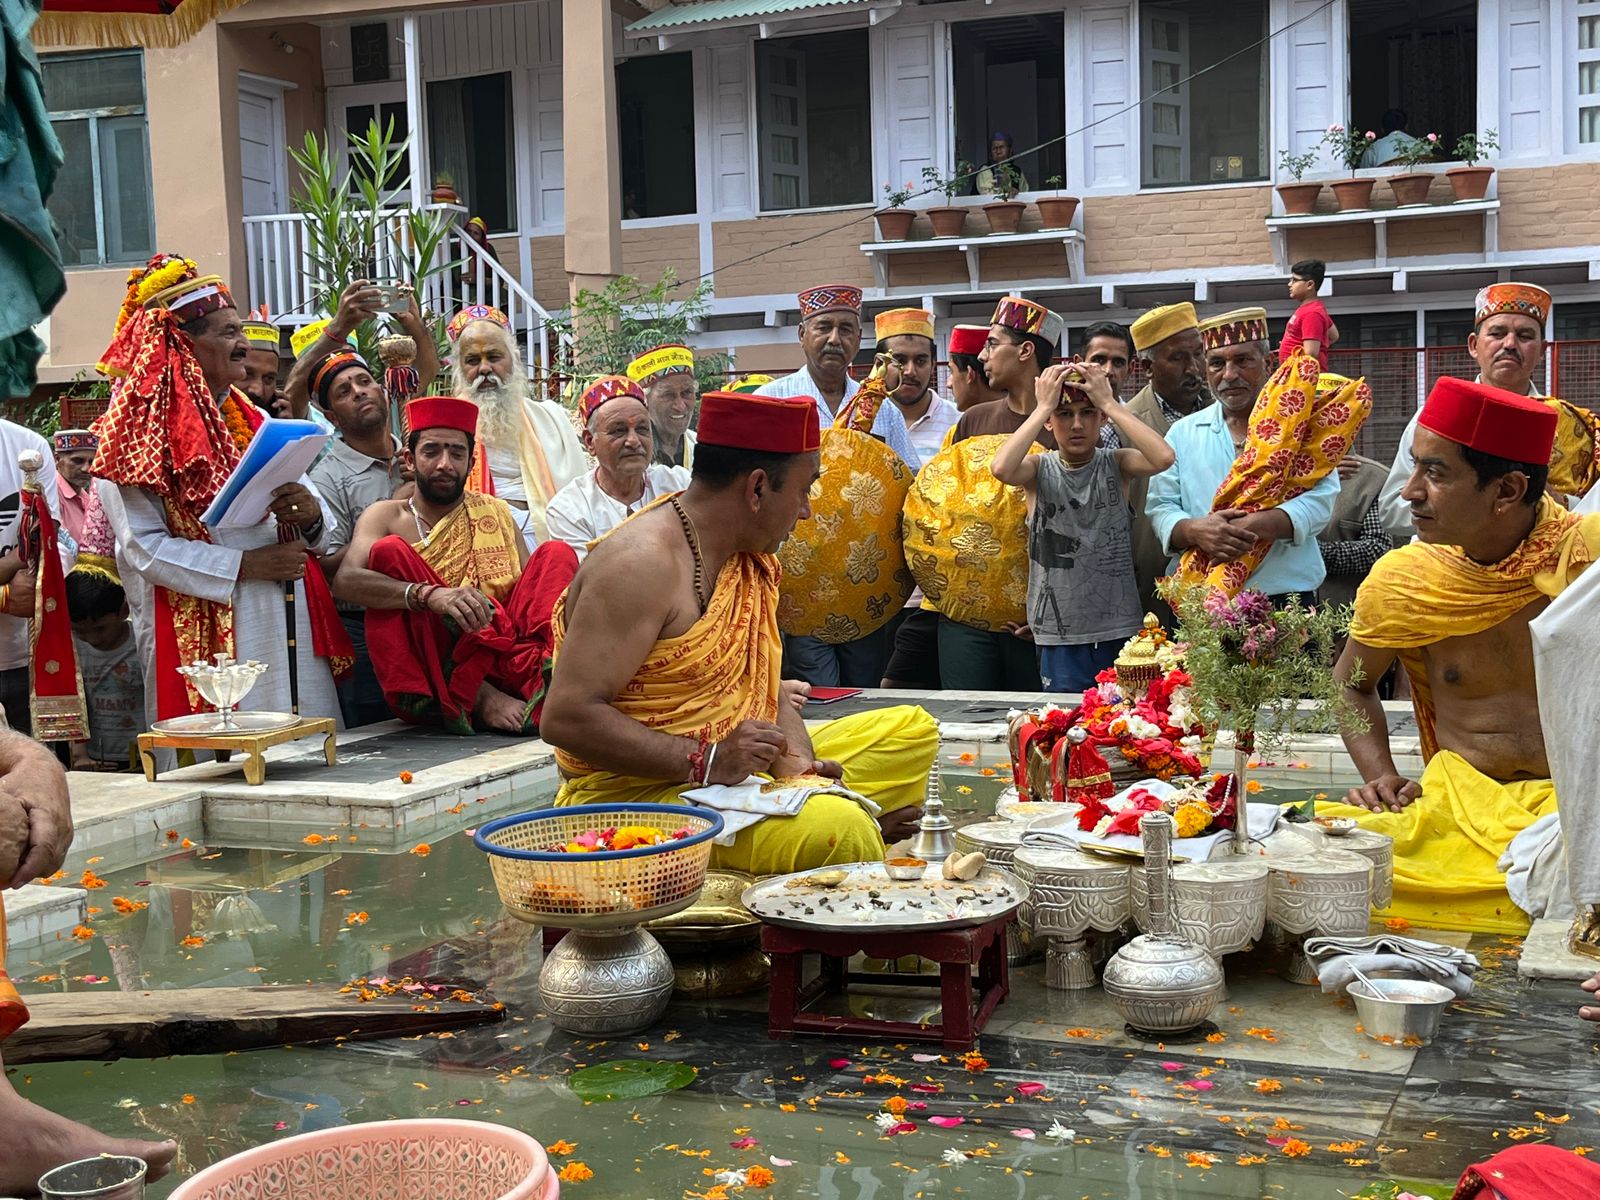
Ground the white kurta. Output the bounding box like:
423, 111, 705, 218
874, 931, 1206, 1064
545, 463, 691, 562
483, 398, 589, 543
96, 478, 344, 733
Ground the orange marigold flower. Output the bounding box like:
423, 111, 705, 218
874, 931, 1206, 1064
181, 838, 194, 849
1064, 1027, 1095, 1038
1236, 1153, 1268, 1166
180, 935, 206, 948
960, 1051, 989, 1071
1281, 1138, 1311, 1158
884, 1096, 909, 1116
410, 843, 432, 857
80, 870, 107, 889
1326, 1140, 1363, 1153
1254, 1079, 1283, 1094
111, 896, 149, 914
181, 1094, 197, 1105
1244, 1027, 1279, 1042
399, 770, 414, 784
1244, 779, 1263, 794
1147, 1145, 1172, 1158
166, 829, 180, 841
745, 1166, 775, 1188
548, 1140, 576, 1156
71, 924, 95, 940
345, 912, 370, 925
556, 1162, 593, 1183
1204, 1031, 1227, 1043
302, 834, 325, 845
1384, 917, 1412, 932
1184, 1151, 1217, 1168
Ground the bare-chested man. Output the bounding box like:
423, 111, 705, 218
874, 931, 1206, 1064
540, 390, 937, 877
1322, 377, 1600, 934
333, 397, 577, 734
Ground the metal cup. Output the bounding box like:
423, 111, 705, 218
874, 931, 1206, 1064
36, 1156, 147, 1200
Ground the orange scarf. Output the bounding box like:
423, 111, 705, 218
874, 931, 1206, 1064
1351, 496, 1600, 759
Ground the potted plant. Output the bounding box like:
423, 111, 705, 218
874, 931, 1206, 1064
1446, 129, 1499, 202
982, 161, 1027, 234
1275, 147, 1323, 215
1387, 133, 1440, 206
922, 163, 971, 238
1321, 123, 1378, 211
1036, 175, 1080, 229
875, 180, 916, 241
430, 170, 458, 205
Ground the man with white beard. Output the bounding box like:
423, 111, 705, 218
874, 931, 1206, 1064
446, 306, 586, 543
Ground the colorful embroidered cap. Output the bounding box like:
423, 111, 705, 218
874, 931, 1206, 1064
1418, 376, 1557, 466
1474, 283, 1551, 328
447, 305, 511, 343
991, 296, 1063, 347
147, 275, 233, 323
311, 352, 372, 407
948, 325, 989, 357
798, 284, 862, 320
1198, 307, 1269, 352
698, 391, 820, 454
627, 343, 695, 386
407, 396, 479, 439
579, 375, 647, 423
874, 308, 935, 343
52, 429, 97, 453
1131, 302, 1199, 353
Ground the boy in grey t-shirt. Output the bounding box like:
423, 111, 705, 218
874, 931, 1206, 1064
991, 361, 1176, 693
65, 569, 144, 770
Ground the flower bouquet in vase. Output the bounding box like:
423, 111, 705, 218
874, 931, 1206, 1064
1161, 585, 1361, 855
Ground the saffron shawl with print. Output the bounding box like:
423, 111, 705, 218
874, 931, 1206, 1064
551, 549, 782, 779
1351, 496, 1600, 759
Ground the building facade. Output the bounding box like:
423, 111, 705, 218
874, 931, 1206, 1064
30, 0, 1600, 454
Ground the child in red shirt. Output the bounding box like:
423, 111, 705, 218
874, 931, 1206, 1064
1279, 258, 1338, 368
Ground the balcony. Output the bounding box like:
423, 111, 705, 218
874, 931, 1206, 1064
1264, 198, 1500, 272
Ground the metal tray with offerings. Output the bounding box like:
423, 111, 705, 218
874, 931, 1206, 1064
741, 860, 1026, 933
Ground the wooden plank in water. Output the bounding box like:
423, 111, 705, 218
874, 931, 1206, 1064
4, 984, 505, 1065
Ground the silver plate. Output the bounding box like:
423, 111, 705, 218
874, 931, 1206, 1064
742, 861, 1026, 933
150, 711, 303, 736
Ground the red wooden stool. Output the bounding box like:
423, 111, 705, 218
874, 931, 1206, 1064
761, 914, 1012, 1049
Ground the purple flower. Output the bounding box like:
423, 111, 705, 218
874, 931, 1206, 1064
1234, 590, 1273, 625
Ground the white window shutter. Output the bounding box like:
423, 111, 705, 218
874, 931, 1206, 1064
1500, 0, 1551, 157
532, 66, 563, 228
709, 45, 752, 213
1283, 0, 1340, 171
1080, 3, 1134, 189
879, 22, 944, 200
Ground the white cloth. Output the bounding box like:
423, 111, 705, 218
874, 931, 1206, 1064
1305, 933, 1480, 998
681, 775, 880, 844
482, 398, 588, 543
900, 391, 960, 466
756, 366, 920, 469
0, 421, 63, 670
97, 477, 343, 736
1500, 813, 1573, 921
1531, 551, 1600, 907
545, 464, 691, 562
1019, 780, 1281, 861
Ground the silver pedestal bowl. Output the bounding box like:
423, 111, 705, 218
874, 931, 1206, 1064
475, 804, 724, 1036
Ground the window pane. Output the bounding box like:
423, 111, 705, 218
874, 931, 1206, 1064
1583, 61, 1600, 96
1141, 0, 1267, 188
41, 51, 142, 112
949, 14, 1067, 195
615, 52, 697, 218
426, 75, 511, 230
1582, 105, 1600, 143
755, 30, 870, 211
98, 114, 154, 263
1583, 14, 1600, 51
47, 118, 97, 266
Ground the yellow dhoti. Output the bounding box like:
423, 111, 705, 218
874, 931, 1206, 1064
551, 542, 937, 876
555, 705, 938, 875
1317, 752, 1558, 934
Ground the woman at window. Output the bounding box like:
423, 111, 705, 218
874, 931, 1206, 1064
975, 132, 1029, 196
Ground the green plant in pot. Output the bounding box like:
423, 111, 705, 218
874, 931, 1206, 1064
921, 162, 971, 238
981, 161, 1027, 234
1275, 146, 1323, 215
875, 180, 916, 241
1321, 123, 1377, 211
1446, 129, 1498, 202
1388, 132, 1440, 206
1035, 174, 1080, 230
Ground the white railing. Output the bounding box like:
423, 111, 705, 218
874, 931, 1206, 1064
241, 204, 567, 372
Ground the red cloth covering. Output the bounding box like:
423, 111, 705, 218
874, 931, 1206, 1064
407, 396, 479, 438
698, 391, 820, 453
1453, 1144, 1600, 1199
18, 480, 87, 742
364, 538, 578, 734
1420, 376, 1559, 466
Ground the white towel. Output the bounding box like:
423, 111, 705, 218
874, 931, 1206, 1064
1500, 812, 1574, 922
1304, 934, 1480, 998
681, 776, 880, 845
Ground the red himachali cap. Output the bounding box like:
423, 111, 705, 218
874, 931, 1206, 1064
1418, 376, 1557, 466
697, 391, 820, 454
406, 396, 479, 438
948, 325, 988, 356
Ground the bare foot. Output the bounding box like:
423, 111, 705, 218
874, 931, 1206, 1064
0, 1087, 176, 1193
473, 682, 529, 734
879, 805, 922, 845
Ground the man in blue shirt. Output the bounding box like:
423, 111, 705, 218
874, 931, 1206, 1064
1148, 308, 1340, 604
757, 284, 919, 686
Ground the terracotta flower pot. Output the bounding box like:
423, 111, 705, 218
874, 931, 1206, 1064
927, 205, 968, 238
1035, 195, 1080, 229
1328, 178, 1376, 212
982, 200, 1026, 235
1446, 165, 1494, 202
874, 207, 915, 241
431, 186, 458, 205
1275, 182, 1322, 215
1388, 173, 1434, 206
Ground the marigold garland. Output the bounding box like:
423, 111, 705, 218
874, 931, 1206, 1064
219, 394, 254, 454
113, 254, 198, 338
